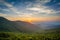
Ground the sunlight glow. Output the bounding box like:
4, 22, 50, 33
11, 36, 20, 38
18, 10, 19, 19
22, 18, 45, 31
5, 16, 60, 23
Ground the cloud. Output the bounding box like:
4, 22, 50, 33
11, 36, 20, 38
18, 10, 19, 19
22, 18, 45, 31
35, 0, 51, 4
0, 13, 5, 16
42, 0, 51, 3
58, 2, 60, 5
4, 2, 19, 14
26, 4, 55, 15
1, 8, 10, 12
0, 1, 33, 18
0, 0, 5, 2
27, 7, 40, 11
1, 0, 60, 18
0, 0, 60, 22
0, 13, 8, 17
0, 2, 22, 17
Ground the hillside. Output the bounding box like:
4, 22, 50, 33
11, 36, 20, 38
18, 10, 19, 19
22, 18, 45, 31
0, 17, 60, 40
0, 17, 39, 33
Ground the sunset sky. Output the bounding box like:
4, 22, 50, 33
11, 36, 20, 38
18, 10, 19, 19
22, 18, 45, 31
0, 0, 60, 23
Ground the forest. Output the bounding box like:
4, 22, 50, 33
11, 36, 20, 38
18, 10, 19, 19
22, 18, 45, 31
0, 32, 60, 40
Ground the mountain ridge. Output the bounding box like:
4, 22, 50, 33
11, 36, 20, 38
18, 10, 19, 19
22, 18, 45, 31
0, 17, 40, 33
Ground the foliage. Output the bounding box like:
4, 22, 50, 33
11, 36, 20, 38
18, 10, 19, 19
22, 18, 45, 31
0, 32, 60, 40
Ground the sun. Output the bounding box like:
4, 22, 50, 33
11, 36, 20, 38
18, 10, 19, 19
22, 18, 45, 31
21, 18, 33, 23
26, 18, 32, 23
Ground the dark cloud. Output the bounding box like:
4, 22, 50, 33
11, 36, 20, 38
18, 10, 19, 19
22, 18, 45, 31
45, 0, 60, 11
0, 2, 8, 9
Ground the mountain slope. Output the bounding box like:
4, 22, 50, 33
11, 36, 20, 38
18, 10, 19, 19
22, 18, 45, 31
0, 17, 39, 33
0, 17, 20, 32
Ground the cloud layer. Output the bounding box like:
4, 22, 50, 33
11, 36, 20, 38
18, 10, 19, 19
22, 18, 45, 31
0, 0, 60, 22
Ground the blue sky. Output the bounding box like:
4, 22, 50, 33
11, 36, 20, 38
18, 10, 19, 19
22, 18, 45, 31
0, 0, 60, 22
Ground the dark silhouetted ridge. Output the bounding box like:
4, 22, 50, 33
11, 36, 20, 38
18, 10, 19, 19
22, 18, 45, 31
0, 17, 39, 33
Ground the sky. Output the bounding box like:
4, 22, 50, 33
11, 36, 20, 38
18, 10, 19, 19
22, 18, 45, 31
0, 0, 60, 23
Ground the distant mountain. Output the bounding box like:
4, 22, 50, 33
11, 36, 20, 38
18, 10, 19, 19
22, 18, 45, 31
33, 21, 60, 29
0, 17, 40, 33
0, 17, 60, 33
